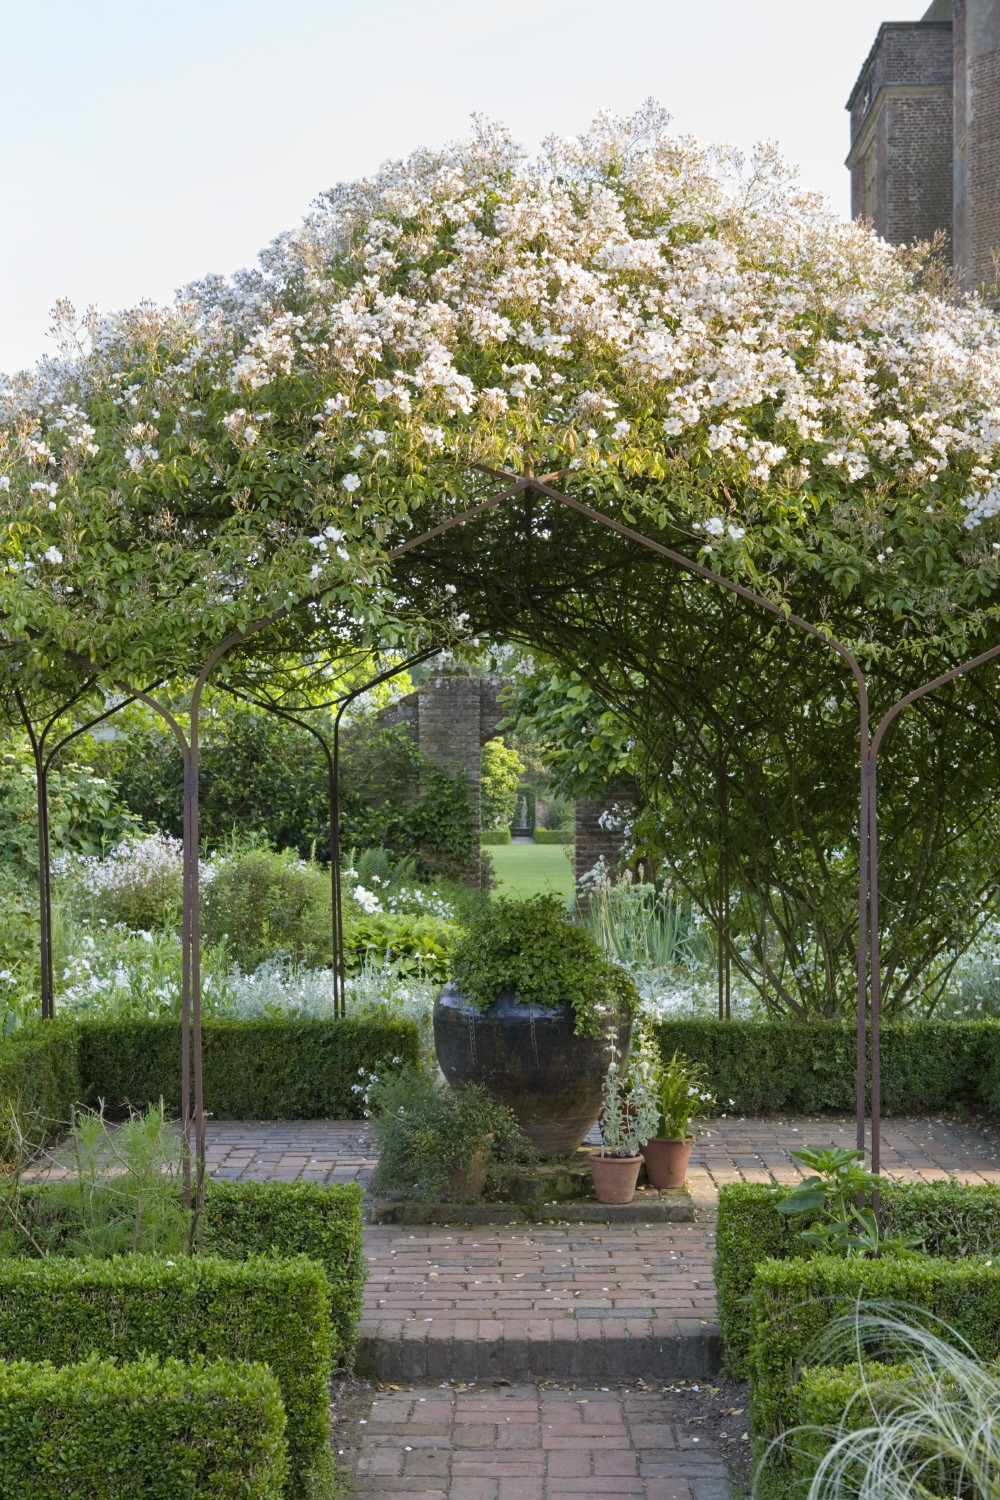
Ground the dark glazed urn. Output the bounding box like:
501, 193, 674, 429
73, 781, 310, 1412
433, 984, 632, 1156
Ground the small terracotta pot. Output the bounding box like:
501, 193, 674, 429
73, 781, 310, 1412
588, 1150, 642, 1205
641, 1136, 693, 1189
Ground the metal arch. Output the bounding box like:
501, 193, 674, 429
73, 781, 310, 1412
386, 461, 1000, 1187
219, 639, 443, 1017
11, 683, 142, 1020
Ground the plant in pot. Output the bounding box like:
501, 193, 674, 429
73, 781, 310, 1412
361, 1064, 532, 1203
636, 1036, 715, 1190
589, 1032, 659, 1204
435, 895, 637, 1154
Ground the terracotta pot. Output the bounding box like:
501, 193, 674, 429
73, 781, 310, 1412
588, 1150, 642, 1205
641, 1136, 693, 1189
446, 1136, 492, 1200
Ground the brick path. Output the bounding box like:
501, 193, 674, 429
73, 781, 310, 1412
196, 1110, 1000, 1383
201, 1111, 1000, 1193
342, 1382, 732, 1500
178, 1113, 1000, 1498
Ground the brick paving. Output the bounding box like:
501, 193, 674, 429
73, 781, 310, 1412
192, 1110, 1000, 1383
341, 1381, 733, 1500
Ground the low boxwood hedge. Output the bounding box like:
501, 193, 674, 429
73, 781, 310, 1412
10, 1177, 366, 1367
0, 1254, 334, 1500
0, 1353, 287, 1499
748, 1257, 1000, 1487
481, 827, 511, 845
532, 827, 572, 844
716, 1179, 1000, 1376
785, 1361, 922, 1496
202, 1179, 365, 1363
76, 1014, 419, 1118
652, 1018, 996, 1115
0, 1018, 80, 1158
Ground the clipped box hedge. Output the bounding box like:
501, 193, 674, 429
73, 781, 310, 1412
0, 1254, 334, 1500
0, 1013, 418, 1130
532, 827, 573, 844
748, 1256, 1000, 1481
786, 1361, 924, 1496
12, 1176, 366, 1367
0, 1018, 80, 1157
202, 1179, 365, 1362
652, 1017, 998, 1115
716, 1179, 1000, 1376
76, 1013, 419, 1118
0, 1353, 287, 1500
481, 827, 511, 845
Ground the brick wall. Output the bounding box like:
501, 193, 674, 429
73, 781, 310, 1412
573, 779, 639, 895
954, 0, 1000, 289
846, 20, 953, 250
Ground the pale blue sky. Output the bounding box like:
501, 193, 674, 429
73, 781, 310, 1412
2, 0, 921, 375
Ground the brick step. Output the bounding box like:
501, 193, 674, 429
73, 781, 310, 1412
356, 1317, 722, 1382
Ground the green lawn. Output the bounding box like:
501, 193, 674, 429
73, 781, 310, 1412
484, 840, 575, 901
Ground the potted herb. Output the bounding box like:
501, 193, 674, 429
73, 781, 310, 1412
362, 1065, 531, 1203
589, 1032, 659, 1203
435, 896, 637, 1155
640, 1046, 714, 1189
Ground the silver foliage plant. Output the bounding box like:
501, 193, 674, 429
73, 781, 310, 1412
768, 1305, 1000, 1500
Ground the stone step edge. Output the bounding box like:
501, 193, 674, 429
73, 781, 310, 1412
355, 1321, 722, 1382
366, 1190, 695, 1226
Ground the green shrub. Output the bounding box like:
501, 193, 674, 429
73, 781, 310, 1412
532, 827, 572, 844
748, 1256, 1000, 1473
77, 1014, 419, 1118
651, 1018, 998, 1114
0, 1019, 79, 1161
480, 737, 523, 830
202, 846, 331, 971
2, 1101, 188, 1260
6, 1177, 365, 1368
343, 910, 460, 981
0, 1253, 334, 1500
481, 826, 511, 845
787, 1361, 920, 1495
57, 833, 184, 932
716, 1179, 1000, 1377
452, 894, 637, 1037
0, 1353, 287, 1499
202, 1179, 365, 1364
367, 1067, 535, 1200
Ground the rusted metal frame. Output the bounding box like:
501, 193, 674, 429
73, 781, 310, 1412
329, 645, 443, 1006
217, 684, 343, 1003
116, 612, 291, 1221
116, 686, 196, 1208
396, 466, 872, 1150
862, 638, 1000, 1185
12, 681, 138, 1022
482, 469, 875, 1160
12, 681, 95, 1019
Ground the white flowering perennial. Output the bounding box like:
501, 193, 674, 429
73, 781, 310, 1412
7, 103, 1000, 665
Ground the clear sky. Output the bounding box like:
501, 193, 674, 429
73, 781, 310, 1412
2, 0, 923, 376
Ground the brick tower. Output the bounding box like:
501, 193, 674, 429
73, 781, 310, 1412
847, 0, 1000, 292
